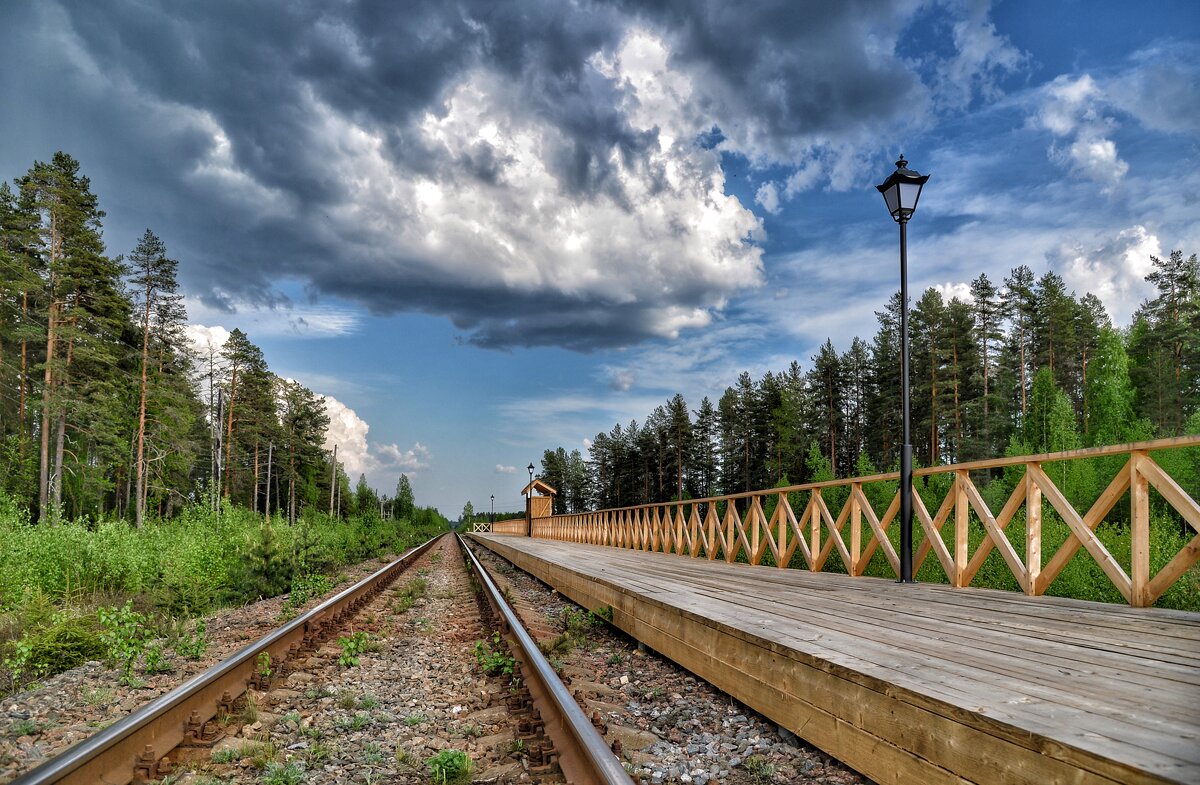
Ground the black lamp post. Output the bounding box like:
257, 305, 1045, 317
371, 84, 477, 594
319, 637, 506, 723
876, 154, 929, 584
490, 494, 494, 525
527, 462, 535, 534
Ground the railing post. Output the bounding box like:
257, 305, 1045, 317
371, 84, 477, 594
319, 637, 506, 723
810, 490, 821, 572
954, 470, 969, 587
850, 484, 862, 575
779, 492, 791, 569
1131, 452, 1151, 607
1026, 464, 1041, 596
750, 495, 761, 562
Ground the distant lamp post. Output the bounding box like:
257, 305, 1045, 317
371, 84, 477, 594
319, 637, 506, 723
490, 494, 495, 525
527, 463, 535, 536
876, 154, 929, 584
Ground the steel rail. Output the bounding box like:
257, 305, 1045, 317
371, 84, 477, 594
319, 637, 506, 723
11, 533, 444, 785
458, 534, 634, 785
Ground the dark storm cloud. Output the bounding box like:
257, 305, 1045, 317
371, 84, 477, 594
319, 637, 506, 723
625, 0, 924, 152
0, 0, 947, 350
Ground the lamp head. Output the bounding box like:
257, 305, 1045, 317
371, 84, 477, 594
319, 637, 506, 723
876, 155, 929, 222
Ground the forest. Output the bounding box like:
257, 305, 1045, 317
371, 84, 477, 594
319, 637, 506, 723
0, 153, 451, 691
539, 251, 1200, 515
0, 152, 420, 525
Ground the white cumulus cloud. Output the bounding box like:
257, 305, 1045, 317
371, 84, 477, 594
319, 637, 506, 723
321, 394, 430, 486
1051, 225, 1161, 326
1036, 74, 1128, 188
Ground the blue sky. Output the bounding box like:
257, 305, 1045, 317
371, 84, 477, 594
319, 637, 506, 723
2, 1, 1198, 515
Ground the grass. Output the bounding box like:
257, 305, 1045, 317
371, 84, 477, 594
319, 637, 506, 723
0, 498, 448, 694
426, 749, 471, 785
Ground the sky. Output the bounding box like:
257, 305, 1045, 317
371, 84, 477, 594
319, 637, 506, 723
2, 0, 1198, 516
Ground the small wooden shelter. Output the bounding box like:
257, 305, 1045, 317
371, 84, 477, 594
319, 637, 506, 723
521, 478, 557, 523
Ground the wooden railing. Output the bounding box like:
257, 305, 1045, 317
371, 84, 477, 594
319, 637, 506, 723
491, 518, 528, 535
530, 436, 1200, 607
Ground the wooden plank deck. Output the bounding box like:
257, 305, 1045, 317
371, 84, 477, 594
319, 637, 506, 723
471, 534, 1200, 785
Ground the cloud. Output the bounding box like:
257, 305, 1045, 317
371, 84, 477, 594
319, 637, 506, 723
1108, 42, 1200, 136
1050, 224, 1161, 326
0, 0, 1039, 353
935, 0, 1028, 108
755, 182, 781, 215
184, 294, 361, 339
495, 464, 517, 474
321, 394, 430, 484
376, 442, 431, 474
184, 324, 230, 356
1036, 74, 1129, 188
608, 370, 635, 392
932, 281, 973, 302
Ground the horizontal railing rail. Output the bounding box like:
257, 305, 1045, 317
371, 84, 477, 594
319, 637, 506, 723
529, 436, 1200, 608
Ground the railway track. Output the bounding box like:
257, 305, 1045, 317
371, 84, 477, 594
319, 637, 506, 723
10, 533, 632, 785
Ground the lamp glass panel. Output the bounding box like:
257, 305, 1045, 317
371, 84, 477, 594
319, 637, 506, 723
899, 181, 923, 212
882, 184, 900, 217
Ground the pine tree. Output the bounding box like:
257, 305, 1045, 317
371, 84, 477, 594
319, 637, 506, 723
128, 229, 185, 526
970, 273, 1004, 455
1002, 265, 1037, 425
691, 397, 719, 498
220, 329, 271, 504
841, 339, 871, 470
19, 153, 126, 520
1075, 293, 1110, 432
664, 394, 692, 501
806, 341, 845, 475
910, 288, 947, 465
942, 296, 980, 462
770, 362, 810, 484
276, 378, 330, 524
1130, 250, 1200, 433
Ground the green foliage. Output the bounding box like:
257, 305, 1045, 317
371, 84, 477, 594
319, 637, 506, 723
472, 632, 515, 676
239, 519, 294, 600
1, 597, 103, 688
0, 501, 448, 687
335, 712, 373, 731
390, 577, 428, 615
336, 631, 371, 667
426, 749, 471, 785
287, 574, 332, 609
173, 620, 208, 660
256, 651, 272, 680
98, 601, 151, 684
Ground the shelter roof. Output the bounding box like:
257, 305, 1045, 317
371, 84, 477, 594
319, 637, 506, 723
521, 478, 557, 496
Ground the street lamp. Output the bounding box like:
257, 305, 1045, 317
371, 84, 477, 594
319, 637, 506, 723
527, 463, 535, 536
490, 494, 494, 525
876, 154, 929, 584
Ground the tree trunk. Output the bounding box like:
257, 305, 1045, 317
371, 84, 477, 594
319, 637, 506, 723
19, 292, 27, 438
224, 364, 238, 499
51, 410, 66, 512
252, 438, 260, 515
134, 288, 152, 527
38, 300, 56, 520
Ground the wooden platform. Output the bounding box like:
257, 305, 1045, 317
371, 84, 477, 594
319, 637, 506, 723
471, 534, 1200, 785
